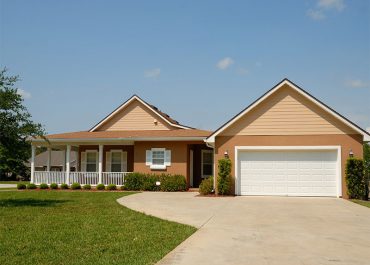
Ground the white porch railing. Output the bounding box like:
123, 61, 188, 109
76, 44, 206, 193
102, 172, 127, 186
33, 171, 130, 186
34, 171, 65, 184
70, 172, 99, 185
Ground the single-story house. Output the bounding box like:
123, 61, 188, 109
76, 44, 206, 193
31, 79, 370, 198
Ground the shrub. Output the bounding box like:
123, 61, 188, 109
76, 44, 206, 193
143, 174, 160, 191
199, 177, 214, 195
96, 183, 105, 190
60, 183, 69, 189
17, 183, 26, 190
106, 184, 117, 191
346, 158, 366, 199
83, 184, 92, 190
39, 183, 49, 189
217, 158, 232, 195
160, 174, 187, 192
50, 183, 58, 189
26, 183, 37, 189
70, 182, 81, 190
120, 185, 126, 191
364, 143, 370, 200
124, 172, 146, 190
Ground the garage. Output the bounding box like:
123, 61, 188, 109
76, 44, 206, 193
236, 147, 341, 197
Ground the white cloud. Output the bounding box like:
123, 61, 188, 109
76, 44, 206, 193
346, 79, 368, 88
307, 9, 326, 20
17, 88, 31, 99
216, 57, 234, 70
144, 68, 161, 78
237, 68, 249, 76
318, 0, 345, 11
307, 0, 345, 21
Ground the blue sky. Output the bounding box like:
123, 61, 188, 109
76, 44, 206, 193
1, 0, 369, 134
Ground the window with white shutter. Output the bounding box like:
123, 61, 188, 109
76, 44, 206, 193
145, 148, 171, 170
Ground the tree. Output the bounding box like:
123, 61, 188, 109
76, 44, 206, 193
0, 68, 44, 180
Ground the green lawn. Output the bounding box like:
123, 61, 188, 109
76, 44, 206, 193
352, 199, 370, 208
0, 181, 30, 184
0, 191, 196, 265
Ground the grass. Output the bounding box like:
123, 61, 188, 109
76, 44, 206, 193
0, 181, 30, 184
351, 199, 370, 208
0, 191, 196, 265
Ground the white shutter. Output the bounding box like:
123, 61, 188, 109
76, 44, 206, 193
106, 151, 111, 172
122, 151, 127, 172
81, 152, 86, 171
165, 150, 171, 166
146, 150, 152, 166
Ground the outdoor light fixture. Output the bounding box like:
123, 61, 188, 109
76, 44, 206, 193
349, 149, 354, 158
156, 181, 161, 186
224, 150, 229, 158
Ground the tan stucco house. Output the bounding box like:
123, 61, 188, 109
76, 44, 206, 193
31, 79, 370, 198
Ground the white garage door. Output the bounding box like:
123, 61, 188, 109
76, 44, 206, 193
238, 149, 339, 197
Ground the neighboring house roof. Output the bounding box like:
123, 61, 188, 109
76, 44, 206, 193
206, 78, 370, 143
33, 129, 211, 143
89, 95, 193, 131
26, 150, 77, 167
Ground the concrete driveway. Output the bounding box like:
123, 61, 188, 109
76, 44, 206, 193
118, 192, 370, 265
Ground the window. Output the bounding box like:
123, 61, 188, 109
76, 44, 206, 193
146, 148, 171, 170
86, 152, 97, 172
201, 150, 213, 178
152, 150, 165, 166
111, 151, 122, 172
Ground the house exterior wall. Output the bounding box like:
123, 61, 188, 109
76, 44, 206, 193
221, 84, 358, 136
214, 134, 363, 198
78, 145, 134, 172
96, 100, 175, 131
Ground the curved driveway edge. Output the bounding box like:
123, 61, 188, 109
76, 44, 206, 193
118, 192, 370, 265
117, 192, 232, 228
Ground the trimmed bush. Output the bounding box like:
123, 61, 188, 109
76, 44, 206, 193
39, 183, 49, 189
217, 158, 232, 195
124, 172, 146, 191
17, 183, 26, 190
106, 184, 117, 191
26, 183, 37, 189
96, 183, 105, 190
70, 182, 81, 190
199, 177, 214, 195
50, 183, 58, 190
60, 183, 69, 189
364, 143, 370, 200
120, 185, 126, 191
143, 174, 160, 191
83, 184, 92, 190
346, 158, 366, 199
160, 174, 187, 192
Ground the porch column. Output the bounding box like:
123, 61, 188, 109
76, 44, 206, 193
47, 147, 51, 171
30, 145, 36, 183
66, 145, 71, 184
98, 144, 103, 184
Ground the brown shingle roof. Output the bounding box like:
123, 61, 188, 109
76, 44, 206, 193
43, 129, 211, 140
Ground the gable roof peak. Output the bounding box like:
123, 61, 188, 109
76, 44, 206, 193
89, 94, 193, 131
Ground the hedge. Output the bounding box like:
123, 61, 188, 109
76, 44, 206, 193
199, 177, 214, 195
124, 172, 186, 191
345, 158, 366, 199
217, 158, 232, 195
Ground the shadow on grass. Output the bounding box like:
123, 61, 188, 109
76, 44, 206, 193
0, 198, 71, 207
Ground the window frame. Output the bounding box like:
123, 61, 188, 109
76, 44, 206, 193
150, 148, 166, 170
110, 150, 122, 172
85, 150, 98, 172
201, 149, 213, 178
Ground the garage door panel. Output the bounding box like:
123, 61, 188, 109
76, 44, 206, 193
238, 150, 338, 197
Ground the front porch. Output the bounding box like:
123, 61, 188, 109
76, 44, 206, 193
30, 143, 133, 186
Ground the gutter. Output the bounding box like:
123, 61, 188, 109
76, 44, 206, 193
31, 136, 208, 143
